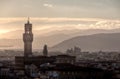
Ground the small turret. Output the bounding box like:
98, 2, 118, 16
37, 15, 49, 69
43, 44, 48, 56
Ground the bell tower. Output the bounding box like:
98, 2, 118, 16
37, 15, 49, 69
23, 18, 33, 57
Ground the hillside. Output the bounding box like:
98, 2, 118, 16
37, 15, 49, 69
51, 33, 120, 52
0, 28, 120, 50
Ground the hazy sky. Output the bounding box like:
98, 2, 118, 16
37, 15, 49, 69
0, 0, 120, 18
0, 0, 120, 35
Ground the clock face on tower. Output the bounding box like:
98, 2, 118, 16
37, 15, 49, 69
23, 33, 33, 42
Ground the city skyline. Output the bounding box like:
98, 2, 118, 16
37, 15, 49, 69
0, 1, 120, 79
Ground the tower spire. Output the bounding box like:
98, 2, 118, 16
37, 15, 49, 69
27, 17, 30, 24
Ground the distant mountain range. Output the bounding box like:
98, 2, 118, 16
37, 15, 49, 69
51, 33, 120, 52
0, 28, 120, 51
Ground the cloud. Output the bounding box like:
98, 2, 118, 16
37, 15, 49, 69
0, 17, 120, 39
0, 17, 120, 33
43, 3, 53, 8
89, 20, 120, 29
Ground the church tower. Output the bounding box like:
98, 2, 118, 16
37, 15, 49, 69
23, 18, 33, 57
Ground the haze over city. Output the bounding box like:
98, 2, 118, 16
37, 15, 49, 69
1, 1, 120, 79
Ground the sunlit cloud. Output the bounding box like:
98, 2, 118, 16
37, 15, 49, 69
0, 30, 10, 34
89, 20, 120, 29
0, 17, 120, 39
0, 17, 120, 33
43, 3, 53, 8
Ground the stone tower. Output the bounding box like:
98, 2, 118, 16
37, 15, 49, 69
23, 18, 33, 57
43, 45, 48, 56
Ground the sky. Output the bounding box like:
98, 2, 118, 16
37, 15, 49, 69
0, 0, 120, 36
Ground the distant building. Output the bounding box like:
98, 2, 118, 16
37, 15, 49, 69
40, 63, 113, 79
15, 57, 24, 70
74, 46, 81, 53
15, 55, 76, 70
15, 56, 56, 70
55, 55, 76, 64
66, 46, 81, 56
43, 45, 48, 56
